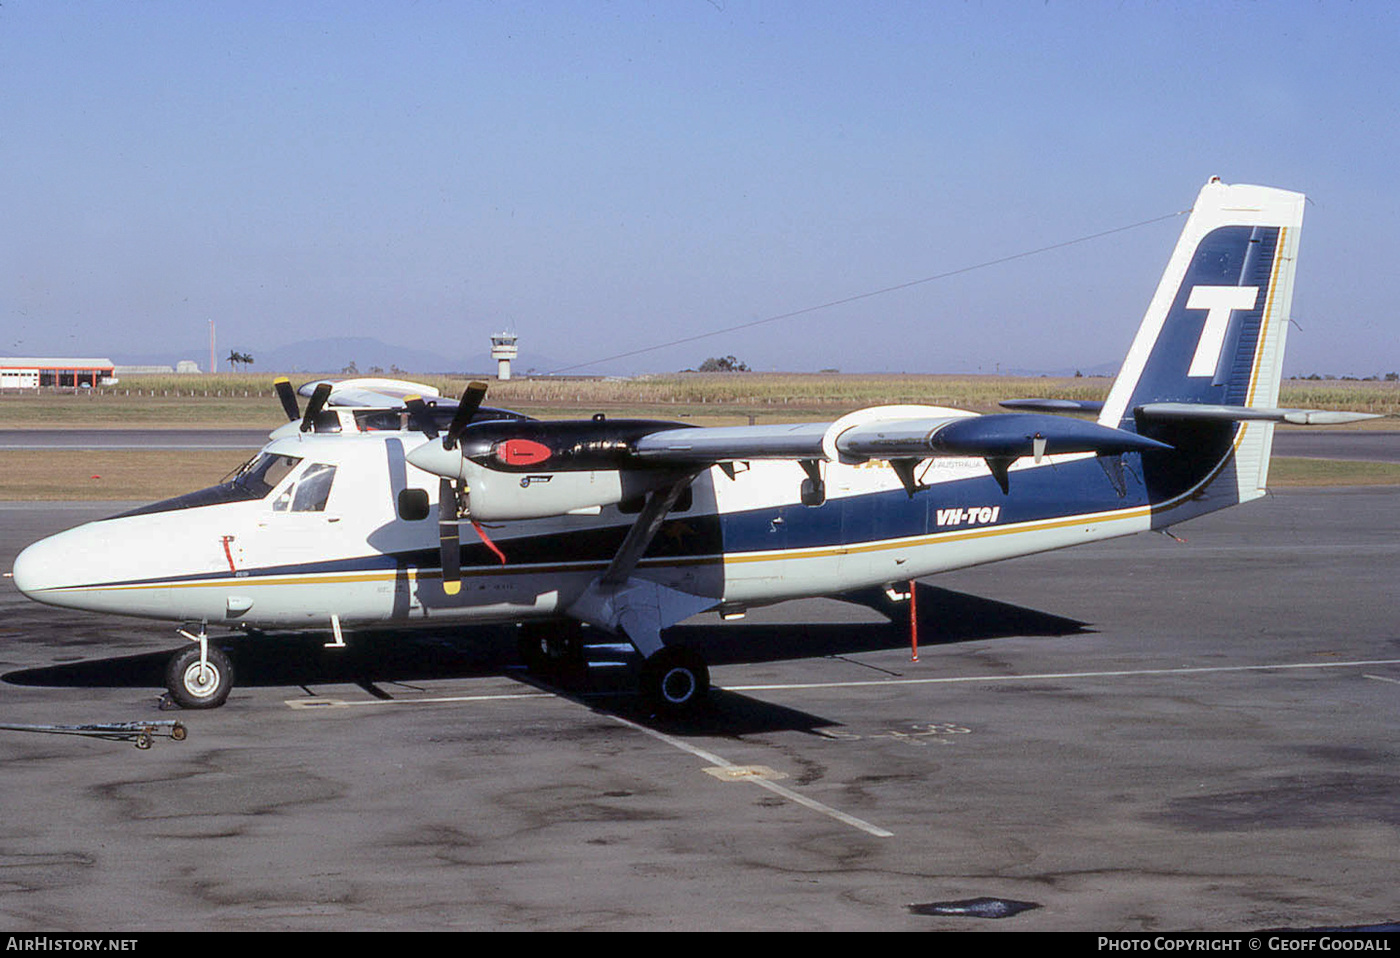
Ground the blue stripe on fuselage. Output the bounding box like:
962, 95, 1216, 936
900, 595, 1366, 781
720, 454, 1147, 555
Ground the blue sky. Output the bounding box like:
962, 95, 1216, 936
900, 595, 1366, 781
2, 2, 1397, 376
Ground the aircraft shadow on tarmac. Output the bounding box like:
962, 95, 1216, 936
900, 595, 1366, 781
3, 584, 1089, 734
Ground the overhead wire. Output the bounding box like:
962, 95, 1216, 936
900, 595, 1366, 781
546, 208, 1187, 375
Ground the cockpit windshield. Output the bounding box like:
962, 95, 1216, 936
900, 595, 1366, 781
110, 452, 306, 519
230, 453, 303, 498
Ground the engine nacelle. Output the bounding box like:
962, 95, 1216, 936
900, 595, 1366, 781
464, 461, 694, 521
407, 418, 697, 521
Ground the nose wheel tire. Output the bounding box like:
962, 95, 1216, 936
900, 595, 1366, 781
165, 646, 234, 710
640, 646, 709, 716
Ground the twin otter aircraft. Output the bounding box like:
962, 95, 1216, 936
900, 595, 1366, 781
12, 178, 1374, 713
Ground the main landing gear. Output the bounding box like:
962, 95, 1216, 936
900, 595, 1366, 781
515, 622, 586, 678
515, 623, 711, 717
638, 645, 709, 716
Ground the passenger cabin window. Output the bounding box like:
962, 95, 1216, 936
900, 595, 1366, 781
272, 463, 337, 513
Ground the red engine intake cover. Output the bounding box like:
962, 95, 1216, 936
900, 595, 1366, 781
494, 438, 553, 466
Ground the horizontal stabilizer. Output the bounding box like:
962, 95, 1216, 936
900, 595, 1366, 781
999, 398, 1105, 414
1135, 402, 1381, 426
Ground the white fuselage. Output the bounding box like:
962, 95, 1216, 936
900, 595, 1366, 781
11, 426, 1156, 632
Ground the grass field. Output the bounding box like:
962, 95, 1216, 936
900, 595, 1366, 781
0, 449, 254, 501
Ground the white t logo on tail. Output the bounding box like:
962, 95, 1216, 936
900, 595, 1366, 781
1185, 285, 1259, 377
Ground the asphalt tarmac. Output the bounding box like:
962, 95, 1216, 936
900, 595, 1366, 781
0, 488, 1396, 932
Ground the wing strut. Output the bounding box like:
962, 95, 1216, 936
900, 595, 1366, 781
602, 472, 698, 586
567, 472, 714, 660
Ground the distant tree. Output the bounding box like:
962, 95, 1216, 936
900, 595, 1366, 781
1387, 372, 1399, 382
226, 350, 254, 372
697, 355, 750, 373
342, 360, 359, 375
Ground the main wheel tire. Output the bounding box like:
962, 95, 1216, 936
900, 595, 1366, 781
516, 625, 584, 677
165, 646, 234, 710
640, 646, 710, 716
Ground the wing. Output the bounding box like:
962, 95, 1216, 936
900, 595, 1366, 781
406, 403, 1173, 510
633, 405, 1168, 465
631, 404, 1170, 496
296, 377, 442, 407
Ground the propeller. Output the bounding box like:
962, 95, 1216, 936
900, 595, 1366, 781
299, 382, 332, 433
274, 377, 300, 421
444, 381, 489, 450
403, 395, 438, 439
432, 381, 487, 595
439, 478, 462, 596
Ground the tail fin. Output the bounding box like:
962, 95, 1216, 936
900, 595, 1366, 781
1098, 177, 1305, 516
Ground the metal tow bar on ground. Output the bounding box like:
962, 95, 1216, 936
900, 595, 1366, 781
0, 721, 188, 749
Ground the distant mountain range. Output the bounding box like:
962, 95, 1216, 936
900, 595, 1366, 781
112, 337, 569, 377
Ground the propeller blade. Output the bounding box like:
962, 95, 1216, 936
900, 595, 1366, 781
300, 382, 332, 433
444, 381, 489, 450
274, 377, 300, 421
403, 395, 438, 439
438, 478, 461, 596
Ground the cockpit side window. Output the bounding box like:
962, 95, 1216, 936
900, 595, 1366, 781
291, 463, 336, 512
272, 462, 336, 513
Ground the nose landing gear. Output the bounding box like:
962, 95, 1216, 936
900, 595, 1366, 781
164, 627, 234, 709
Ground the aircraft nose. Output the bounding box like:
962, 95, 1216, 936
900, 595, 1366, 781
11, 535, 62, 598
11, 532, 73, 599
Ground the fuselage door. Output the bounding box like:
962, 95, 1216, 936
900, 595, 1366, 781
249, 460, 353, 570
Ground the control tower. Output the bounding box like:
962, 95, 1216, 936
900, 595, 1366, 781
490, 331, 519, 380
